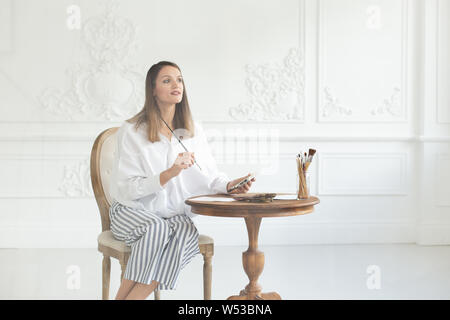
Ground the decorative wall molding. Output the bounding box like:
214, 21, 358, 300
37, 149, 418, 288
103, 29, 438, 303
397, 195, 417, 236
2, 0, 450, 247
59, 158, 93, 197
370, 87, 402, 117
321, 87, 353, 118
0, 155, 93, 199
317, 0, 408, 122
38, 0, 144, 121
321, 86, 403, 119
226, 1, 306, 122
228, 47, 305, 122
0, 151, 414, 199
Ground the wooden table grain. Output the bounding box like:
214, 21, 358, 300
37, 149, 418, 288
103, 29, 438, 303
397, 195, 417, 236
185, 193, 320, 300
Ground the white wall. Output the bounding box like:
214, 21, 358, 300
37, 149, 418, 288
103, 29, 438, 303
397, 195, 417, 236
0, 0, 448, 248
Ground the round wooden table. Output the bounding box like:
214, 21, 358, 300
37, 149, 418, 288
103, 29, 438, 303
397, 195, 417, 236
185, 193, 320, 300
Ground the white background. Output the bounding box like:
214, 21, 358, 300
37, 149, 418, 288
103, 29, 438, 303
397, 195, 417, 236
0, 0, 449, 248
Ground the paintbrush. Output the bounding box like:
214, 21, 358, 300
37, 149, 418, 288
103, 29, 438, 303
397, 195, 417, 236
160, 117, 202, 171
305, 149, 316, 171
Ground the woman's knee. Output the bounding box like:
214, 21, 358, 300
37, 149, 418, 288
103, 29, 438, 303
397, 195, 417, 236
140, 218, 170, 238
132, 209, 166, 228
137, 280, 159, 288
184, 219, 199, 234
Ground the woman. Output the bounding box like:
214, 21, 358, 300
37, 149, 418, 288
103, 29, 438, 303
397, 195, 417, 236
109, 61, 256, 300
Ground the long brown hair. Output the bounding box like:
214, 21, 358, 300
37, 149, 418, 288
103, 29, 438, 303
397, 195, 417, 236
127, 61, 195, 142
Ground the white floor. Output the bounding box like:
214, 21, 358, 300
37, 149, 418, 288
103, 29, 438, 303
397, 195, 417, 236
1, 244, 450, 300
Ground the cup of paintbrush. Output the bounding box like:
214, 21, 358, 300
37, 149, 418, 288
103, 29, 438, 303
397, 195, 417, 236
296, 154, 309, 199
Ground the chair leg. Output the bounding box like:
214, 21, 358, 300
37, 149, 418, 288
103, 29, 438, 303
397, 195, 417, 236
120, 260, 127, 281
154, 287, 160, 300
102, 255, 111, 300
203, 253, 213, 300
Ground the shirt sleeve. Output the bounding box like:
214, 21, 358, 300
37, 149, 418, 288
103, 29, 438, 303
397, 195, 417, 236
112, 125, 165, 201
194, 121, 230, 194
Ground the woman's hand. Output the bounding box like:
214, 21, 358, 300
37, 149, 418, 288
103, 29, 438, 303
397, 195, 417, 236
170, 152, 195, 177
226, 173, 256, 194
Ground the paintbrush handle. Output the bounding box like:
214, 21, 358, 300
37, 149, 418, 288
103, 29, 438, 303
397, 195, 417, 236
305, 162, 311, 171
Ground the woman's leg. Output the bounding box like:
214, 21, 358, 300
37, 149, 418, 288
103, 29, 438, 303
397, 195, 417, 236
151, 215, 200, 290
110, 203, 199, 296
125, 280, 160, 300
115, 278, 137, 300
111, 204, 170, 289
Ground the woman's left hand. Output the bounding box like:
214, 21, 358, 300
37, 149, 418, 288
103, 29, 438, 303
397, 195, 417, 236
226, 173, 256, 194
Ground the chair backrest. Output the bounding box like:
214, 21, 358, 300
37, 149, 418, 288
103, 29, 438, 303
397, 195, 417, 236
90, 127, 119, 232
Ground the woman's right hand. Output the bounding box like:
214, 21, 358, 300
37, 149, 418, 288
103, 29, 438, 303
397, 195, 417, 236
170, 152, 195, 177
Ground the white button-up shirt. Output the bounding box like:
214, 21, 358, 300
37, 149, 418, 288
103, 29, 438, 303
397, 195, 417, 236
110, 120, 230, 219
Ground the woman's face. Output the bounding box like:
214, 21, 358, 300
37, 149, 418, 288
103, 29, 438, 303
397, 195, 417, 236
153, 65, 184, 107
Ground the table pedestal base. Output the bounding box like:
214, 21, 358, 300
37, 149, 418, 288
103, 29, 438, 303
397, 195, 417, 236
227, 289, 281, 300
226, 216, 282, 300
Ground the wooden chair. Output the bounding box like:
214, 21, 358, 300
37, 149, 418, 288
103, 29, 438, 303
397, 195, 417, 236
90, 127, 214, 300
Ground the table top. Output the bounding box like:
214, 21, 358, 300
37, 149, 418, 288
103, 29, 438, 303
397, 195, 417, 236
185, 193, 320, 218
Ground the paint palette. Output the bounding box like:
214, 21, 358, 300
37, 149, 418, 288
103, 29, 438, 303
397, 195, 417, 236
230, 193, 277, 203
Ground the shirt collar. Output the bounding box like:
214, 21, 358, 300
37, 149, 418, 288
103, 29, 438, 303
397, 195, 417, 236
159, 132, 178, 144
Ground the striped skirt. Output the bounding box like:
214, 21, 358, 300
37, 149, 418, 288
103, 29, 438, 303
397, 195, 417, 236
109, 201, 201, 290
